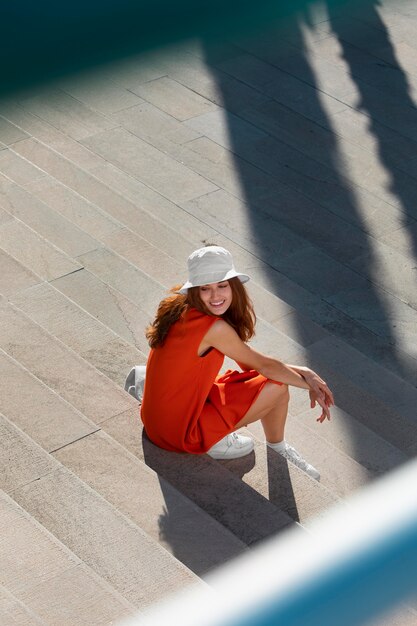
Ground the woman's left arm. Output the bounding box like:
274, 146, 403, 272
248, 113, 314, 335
288, 364, 335, 422
236, 360, 252, 372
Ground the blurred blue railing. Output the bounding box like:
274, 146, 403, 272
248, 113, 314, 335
122, 458, 417, 626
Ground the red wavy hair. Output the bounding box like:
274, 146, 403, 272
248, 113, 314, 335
146, 277, 256, 348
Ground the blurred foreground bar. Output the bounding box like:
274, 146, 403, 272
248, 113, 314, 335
122, 457, 417, 626
0, 0, 348, 93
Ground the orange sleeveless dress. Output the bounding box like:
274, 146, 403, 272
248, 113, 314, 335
141, 307, 280, 454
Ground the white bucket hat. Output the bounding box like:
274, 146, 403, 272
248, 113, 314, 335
178, 246, 250, 295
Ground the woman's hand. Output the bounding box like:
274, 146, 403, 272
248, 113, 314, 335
309, 389, 332, 422
298, 367, 334, 422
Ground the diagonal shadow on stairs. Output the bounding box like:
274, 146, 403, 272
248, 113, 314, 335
198, 1, 416, 495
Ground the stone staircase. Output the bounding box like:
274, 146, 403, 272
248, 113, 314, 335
1, 1, 417, 622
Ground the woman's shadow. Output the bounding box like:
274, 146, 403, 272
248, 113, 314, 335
141, 428, 299, 576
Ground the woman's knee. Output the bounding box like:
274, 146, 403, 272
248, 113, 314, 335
235, 381, 289, 428
264, 381, 289, 407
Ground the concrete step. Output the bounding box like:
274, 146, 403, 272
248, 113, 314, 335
79, 125, 218, 204
0, 145, 46, 186
12, 111, 400, 370
1, 47, 414, 255
3, 159, 416, 401
0, 113, 30, 145
233, 18, 417, 138
243, 419, 369, 500
0, 174, 101, 257
140, 108, 414, 254
366, 604, 417, 626
0, 102, 104, 168
182, 187, 417, 364
17, 141, 414, 395
4, 118, 417, 391
0, 204, 12, 226
0, 583, 46, 625
0, 299, 135, 424
0, 413, 199, 608
250, 320, 417, 461
0, 489, 136, 625
0, 348, 99, 453
57, 71, 145, 116
290, 406, 408, 477
221, 426, 339, 523
249, 280, 417, 389
73, 247, 166, 319
11, 138, 214, 261
0, 105, 216, 253
51, 268, 151, 354
0, 247, 41, 298
247, 412, 404, 503
288, 368, 416, 462
214, 49, 417, 199
299, 337, 417, 444
0, 216, 82, 282
0, 348, 247, 576
53, 429, 247, 575
10, 281, 146, 387
14, 87, 117, 141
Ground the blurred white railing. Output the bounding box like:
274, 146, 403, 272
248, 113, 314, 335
121, 457, 417, 626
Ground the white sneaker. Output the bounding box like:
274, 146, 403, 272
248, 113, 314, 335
207, 432, 254, 460
269, 441, 320, 481
124, 365, 146, 402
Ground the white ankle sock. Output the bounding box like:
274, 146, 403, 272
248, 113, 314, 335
266, 439, 286, 451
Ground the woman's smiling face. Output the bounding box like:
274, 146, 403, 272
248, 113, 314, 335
198, 280, 233, 316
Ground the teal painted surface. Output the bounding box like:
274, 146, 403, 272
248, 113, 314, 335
0, 0, 349, 92
221, 524, 417, 626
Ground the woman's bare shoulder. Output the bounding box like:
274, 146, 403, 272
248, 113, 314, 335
205, 316, 264, 367
208, 318, 237, 337
205, 317, 245, 351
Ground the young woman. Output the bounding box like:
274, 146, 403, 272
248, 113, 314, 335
140, 245, 334, 481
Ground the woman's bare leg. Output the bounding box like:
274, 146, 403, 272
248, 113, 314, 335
234, 382, 290, 443
232, 382, 320, 479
